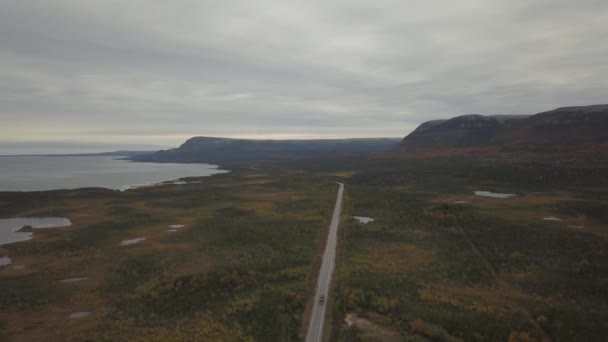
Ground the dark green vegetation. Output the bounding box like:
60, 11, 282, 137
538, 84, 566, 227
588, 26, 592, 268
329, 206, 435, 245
0, 168, 338, 341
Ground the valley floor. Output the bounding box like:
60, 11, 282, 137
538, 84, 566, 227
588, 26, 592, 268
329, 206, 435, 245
1, 157, 607, 341
322, 157, 608, 342
0, 167, 337, 341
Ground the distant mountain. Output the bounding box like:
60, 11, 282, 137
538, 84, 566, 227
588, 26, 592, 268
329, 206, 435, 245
134, 137, 401, 163
2, 150, 155, 157
2, 150, 156, 157
495, 105, 608, 151
400, 114, 529, 149
400, 105, 608, 152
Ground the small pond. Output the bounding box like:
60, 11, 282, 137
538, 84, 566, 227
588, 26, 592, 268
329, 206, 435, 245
543, 216, 563, 221
60, 277, 88, 283
353, 216, 375, 224
119, 237, 146, 246
67, 312, 90, 319
0, 217, 71, 245
0, 256, 11, 267
474, 191, 516, 199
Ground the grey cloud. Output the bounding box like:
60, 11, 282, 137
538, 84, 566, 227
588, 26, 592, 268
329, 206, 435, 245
0, 0, 606, 152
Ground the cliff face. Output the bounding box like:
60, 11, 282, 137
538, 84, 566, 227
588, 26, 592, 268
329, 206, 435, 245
135, 137, 401, 163
401, 114, 528, 150
134, 105, 607, 164
400, 105, 608, 152
496, 105, 608, 150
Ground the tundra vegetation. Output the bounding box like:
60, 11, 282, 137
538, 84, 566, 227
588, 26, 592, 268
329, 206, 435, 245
320, 157, 608, 341
1, 157, 607, 341
0, 167, 336, 341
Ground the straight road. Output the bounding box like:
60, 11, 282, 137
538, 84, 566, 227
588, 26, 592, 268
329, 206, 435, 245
305, 182, 344, 342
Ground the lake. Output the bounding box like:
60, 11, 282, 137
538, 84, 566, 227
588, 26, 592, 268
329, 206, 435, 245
0, 217, 71, 246
0, 156, 227, 191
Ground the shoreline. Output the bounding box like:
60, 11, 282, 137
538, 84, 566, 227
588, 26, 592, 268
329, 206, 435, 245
0, 155, 229, 193
0, 172, 230, 194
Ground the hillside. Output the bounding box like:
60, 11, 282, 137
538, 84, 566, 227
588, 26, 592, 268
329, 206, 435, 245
400, 114, 528, 149
134, 137, 401, 163
401, 105, 608, 152
497, 105, 608, 151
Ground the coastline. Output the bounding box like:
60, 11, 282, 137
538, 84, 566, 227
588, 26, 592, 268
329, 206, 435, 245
0, 155, 228, 193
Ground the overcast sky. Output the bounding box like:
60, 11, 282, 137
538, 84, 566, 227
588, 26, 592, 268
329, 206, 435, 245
1, 0, 607, 153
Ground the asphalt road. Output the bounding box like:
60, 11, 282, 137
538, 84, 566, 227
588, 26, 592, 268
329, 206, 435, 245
305, 182, 344, 342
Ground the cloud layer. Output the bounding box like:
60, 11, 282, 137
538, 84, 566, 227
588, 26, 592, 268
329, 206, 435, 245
1, 0, 607, 151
